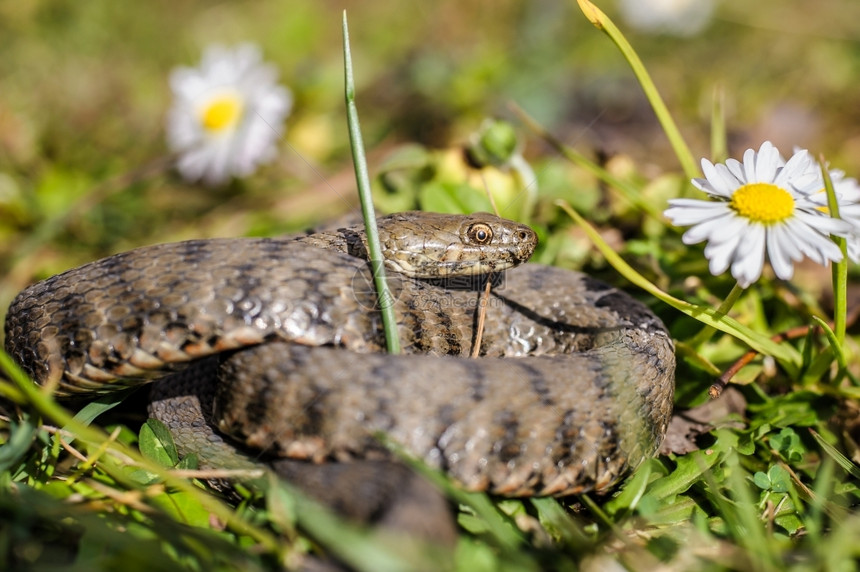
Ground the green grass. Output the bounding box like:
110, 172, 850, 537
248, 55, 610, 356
3, 1, 860, 570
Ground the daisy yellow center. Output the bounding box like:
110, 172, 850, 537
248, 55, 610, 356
730, 183, 795, 223
200, 93, 244, 132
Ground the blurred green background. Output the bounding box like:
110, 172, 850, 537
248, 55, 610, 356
3, 0, 860, 301
5, 3, 860, 567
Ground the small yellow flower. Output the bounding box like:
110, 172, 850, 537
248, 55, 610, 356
166, 44, 292, 186
665, 141, 854, 287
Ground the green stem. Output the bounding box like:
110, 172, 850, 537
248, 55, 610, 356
575, 0, 699, 181
710, 85, 728, 163
811, 316, 847, 386
688, 282, 745, 348
673, 341, 722, 376
821, 160, 847, 346
342, 11, 400, 355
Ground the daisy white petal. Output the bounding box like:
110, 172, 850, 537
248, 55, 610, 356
702, 215, 749, 245
698, 159, 735, 197
741, 147, 758, 183
731, 224, 766, 287
772, 223, 805, 262
793, 210, 853, 238
704, 232, 744, 275
800, 170, 860, 254
767, 226, 798, 280
775, 148, 811, 188
664, 199, 730, 226
754, 141, 781, 183
715, 164, 744, 196
847, 239, 860, 263
779, 219, 826, 265
838, 201, 860, 226
724, 157, 745, 184
835, 172, 860, 201
777, 214, 844, 265
681, 212, 737, 244
787, 163, 822, 196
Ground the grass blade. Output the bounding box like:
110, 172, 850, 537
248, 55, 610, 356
556, 200, 802, 370
342, 11, 400, 355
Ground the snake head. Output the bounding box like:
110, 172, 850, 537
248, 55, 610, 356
376, 211, 538, 278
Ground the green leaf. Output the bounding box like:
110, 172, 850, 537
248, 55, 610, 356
372, 146, 432, 213
455, 537, 501, 572
150, 490, 212, 528
418, 180, 494, 214
646, 535, 681, 562
139, 418, 179, 468
811, 315, 848, 385
774, 512, 804, 536
767, 465, 791, 494
72, 388, 138, 427
466, 118, 519, 168
450, 492, 524, 550
736, 432, 756, 456
176, 453, 198, 471
752, 472, 771, 490
635, 495, 706, 526
266, 473, 298, 535
770, 428, 804, 463
0, 414, 38, 473
752, 465, 791, 494
747, 391, 833, 430
458, 511, 491, 535
604, 458, 662, 517
645, 430, 737, 502
810, 429, 860, 480
530, 498, 589, 550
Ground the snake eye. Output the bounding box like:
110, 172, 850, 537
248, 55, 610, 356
467, 223, 493, 244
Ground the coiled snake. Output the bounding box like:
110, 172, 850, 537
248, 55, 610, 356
4, 211, 675, 539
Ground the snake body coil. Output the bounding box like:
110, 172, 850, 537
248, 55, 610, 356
5, 211, 675, 501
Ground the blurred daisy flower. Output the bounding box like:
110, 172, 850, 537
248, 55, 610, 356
166, 43, 292, 186
617, 0, 715, 36
664, 141, 855, 288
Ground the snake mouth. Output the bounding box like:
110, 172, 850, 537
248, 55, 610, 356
439, 251, 526, 276
384, 246, 529, 279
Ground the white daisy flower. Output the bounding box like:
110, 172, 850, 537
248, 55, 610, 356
166, 43, 293, 186
617, 0, 715, 37
664, 141, 854, 288
807, 169, 860, 262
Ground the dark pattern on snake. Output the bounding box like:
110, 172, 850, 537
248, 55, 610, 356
5, 211, 675, 535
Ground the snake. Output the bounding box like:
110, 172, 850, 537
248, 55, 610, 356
4, 211, 675, 540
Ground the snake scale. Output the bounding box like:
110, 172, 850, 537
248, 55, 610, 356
4, 211, 675, 538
